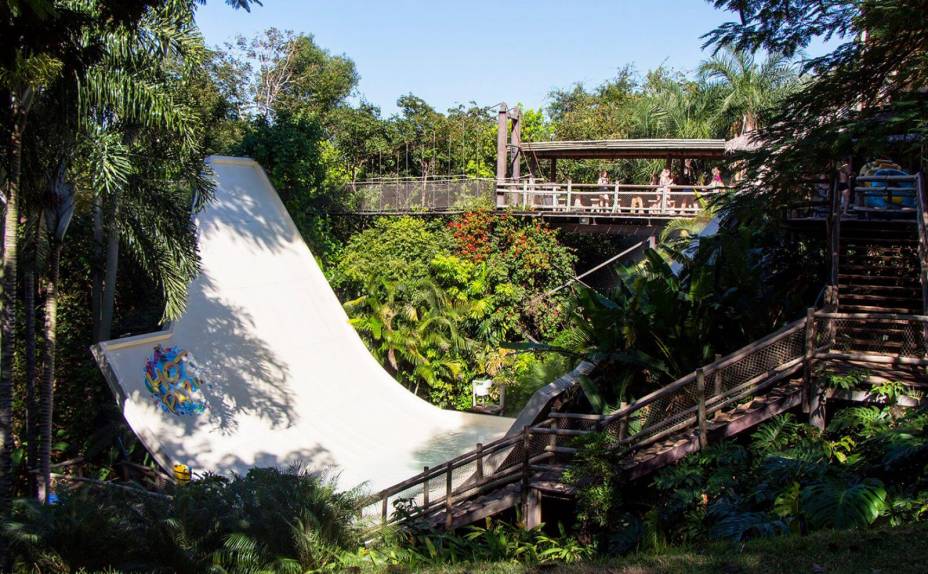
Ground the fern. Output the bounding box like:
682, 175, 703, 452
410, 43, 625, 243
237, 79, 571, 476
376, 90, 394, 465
751, 414, 801, 455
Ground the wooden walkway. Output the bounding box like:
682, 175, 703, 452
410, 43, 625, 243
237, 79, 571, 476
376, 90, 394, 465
344, 177, 727, 221
365, 310, 928, 530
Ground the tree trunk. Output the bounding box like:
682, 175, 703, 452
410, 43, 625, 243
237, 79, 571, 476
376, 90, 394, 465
0, 119, 24, 553
91, 194, 103, 342
38, 242, 61, 504
24, 265, 37, 497
742, 112, 757, 135
99, 220, 119, 341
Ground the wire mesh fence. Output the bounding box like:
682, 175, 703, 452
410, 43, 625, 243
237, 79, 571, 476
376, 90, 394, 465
367, 310, 927, 526
347, 178, 495, 213
600, 319, 807, 446
820, 314, 928, 359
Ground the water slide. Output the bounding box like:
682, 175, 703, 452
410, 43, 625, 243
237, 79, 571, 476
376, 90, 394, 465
93, 156, 513, 492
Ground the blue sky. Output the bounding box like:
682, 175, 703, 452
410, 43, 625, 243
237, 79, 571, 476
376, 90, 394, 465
195, 1, 840, 116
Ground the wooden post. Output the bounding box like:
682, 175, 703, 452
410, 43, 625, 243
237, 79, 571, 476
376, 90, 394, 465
496, 104, 508, 183
613, 182, 620, 213
475, 444, 484, 482
566, 180, 572, 210
445, 465, 453, 529
803, 307, 825, 429
422, 466, 430, 511
548, 419, 558, 455
381, 495, 388, 524
617, 401, 628, 442
520, 426, 530, 521
524, 487, 543, 530
510, 106, 521, 181
696, 368, 708, 449
828, 176, 842, 286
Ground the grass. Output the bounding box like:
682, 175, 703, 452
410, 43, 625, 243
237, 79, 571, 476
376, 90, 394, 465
374, 522, 928, 574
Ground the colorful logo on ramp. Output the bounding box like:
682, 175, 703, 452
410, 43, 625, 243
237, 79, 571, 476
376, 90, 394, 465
144, 345, 207, 416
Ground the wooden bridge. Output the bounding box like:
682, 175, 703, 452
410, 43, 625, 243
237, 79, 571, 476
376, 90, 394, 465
345, 177, 728, 222
363, 172, 928, 531
344, 112, 735, 224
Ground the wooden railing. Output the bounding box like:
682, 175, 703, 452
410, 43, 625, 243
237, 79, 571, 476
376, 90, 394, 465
850, 175, 919, 214
914, 174, 928, 314
495, 182, 727, 219
368, 309, 928, 525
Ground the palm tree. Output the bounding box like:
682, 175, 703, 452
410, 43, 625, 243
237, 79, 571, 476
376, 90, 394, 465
0, 50, 62, 545
79, 1, 210, 336
36, 161, 75, 503
345, 277, 468, 404
22, 0, 210, 503
699, 47, 797, 136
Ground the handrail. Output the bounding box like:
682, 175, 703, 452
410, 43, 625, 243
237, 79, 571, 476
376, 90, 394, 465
599, 317, 807, 427
828, 176, 841, 287
534, 236, 657, 301
495, 182, 727, 219
370, 308, 928, 526
915, 173, 928, 314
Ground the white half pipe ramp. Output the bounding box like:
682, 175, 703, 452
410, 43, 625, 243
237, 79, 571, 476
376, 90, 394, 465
93, 156, 513, 492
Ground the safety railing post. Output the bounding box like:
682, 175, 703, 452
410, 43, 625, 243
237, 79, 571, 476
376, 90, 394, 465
381, 495, 388, 524
475, 444, 484, 482
803, 308, 825, 429
548, 419, 558, 452
522, 180, 528, 208
613, 182, 620, 213
566, 180, 572, 211
520, 426, 530, 512
696, 368, 708, 448
445, 464, 453, 529
422, 466, 430, 511
617, 403, 628, 442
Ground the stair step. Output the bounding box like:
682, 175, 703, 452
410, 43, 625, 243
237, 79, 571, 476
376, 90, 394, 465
840, 293, 921, 303
838, 261, 917, 277
841, 238, 917, 246
839, 284, 920, 294
838, 273, 918, 284
841, 304, 921, 313
840, 252, 918, 260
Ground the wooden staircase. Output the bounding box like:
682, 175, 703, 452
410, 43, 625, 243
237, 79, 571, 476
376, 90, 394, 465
838, 220, 921, 314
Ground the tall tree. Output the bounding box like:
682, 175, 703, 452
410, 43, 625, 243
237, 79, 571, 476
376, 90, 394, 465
698, 46, 796, 135
704, 0, 928, 193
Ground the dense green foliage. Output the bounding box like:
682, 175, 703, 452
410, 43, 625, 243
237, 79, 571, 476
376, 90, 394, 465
6, 468, 363, 572
331, 213, 576, 408
567, 384, 928, 553
708, 0, 927, 200
544, 200, 823, 412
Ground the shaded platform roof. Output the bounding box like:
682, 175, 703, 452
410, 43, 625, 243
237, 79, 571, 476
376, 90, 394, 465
521, 138, 728, 160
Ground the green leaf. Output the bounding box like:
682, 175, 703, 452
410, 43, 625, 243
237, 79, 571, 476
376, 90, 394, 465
801, 478, 887, 530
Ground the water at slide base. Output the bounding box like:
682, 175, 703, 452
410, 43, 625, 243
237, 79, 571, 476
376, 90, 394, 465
93, 156, 514, 493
